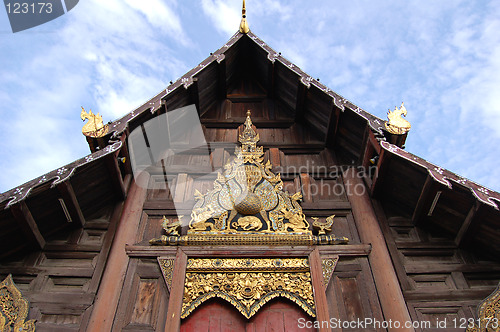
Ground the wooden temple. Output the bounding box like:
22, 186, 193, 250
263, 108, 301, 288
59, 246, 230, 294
1, 4, 500, 331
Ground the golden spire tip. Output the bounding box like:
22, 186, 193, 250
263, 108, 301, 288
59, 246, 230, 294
239, 0, 249, 34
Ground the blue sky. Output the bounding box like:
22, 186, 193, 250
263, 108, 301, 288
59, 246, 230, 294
0, 0, 499, 193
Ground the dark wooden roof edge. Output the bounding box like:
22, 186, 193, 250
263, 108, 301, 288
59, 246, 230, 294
101, 30, 385, 144
0, 141, 123, 209
380, 140, 500, 210
245, 32, 386, 137
105, 31, 244, 141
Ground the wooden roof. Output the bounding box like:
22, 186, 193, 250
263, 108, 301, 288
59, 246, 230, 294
1, 29, 499, 260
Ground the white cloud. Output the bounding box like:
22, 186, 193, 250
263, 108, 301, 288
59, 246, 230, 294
201, 0, 240, 36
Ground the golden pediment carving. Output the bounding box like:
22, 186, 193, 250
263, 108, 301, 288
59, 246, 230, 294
150, 111, 348, 246
466, 282, 500, 332
180, 258, 315, 319
0, 274, 36, 332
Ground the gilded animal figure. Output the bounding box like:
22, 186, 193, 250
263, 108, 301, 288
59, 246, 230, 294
189, 206, 214, 232
80, 107, 108, 137
386, 102, 411, 134
281, 207, 309, 233
232, 216, 262, 231
312, 215, 335, 235
162, 215, 182, 236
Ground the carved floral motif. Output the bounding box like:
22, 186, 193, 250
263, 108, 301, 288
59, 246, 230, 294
180, 258, 315, 319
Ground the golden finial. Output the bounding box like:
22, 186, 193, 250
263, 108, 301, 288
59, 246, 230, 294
239, 0, 249, 34
385, 102, 411, 135
81, 106, 109, 138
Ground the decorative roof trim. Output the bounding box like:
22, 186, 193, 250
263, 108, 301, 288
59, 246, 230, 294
0, 141, 122, 208
247, 32, 385, 136
107, 31, 243, 139
381, 141, 500, 210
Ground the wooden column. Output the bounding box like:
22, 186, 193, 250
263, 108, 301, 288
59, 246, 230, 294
343, 168, 414, 332
309, 248, 331, 332
86, 172, 149, 332
164, 248, 188, 332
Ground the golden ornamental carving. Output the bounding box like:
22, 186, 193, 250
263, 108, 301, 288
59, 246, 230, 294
180, 258, 315, 319
0, 274, 36, 332
150, 111, 348, 246
385, 102, 411, 135
81, 106, 109, 138
312, 215, 335, 235
158, 258, 175, 292
162, 216, 182, 237
321, 256, 339, 288
466, 282, 500, 332
239, 0, 249, 34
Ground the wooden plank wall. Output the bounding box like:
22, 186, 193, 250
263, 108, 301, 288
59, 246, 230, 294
112, 132, 386, 331
0, 202, 121, 332
374, 201, 500, 330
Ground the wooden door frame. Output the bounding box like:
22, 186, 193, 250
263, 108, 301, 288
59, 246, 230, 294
137, 244, 371, 332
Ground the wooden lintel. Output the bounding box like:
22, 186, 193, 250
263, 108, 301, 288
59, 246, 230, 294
57, 181, 86, 227
455, 201, 480, 246
104, 154, 126, 201
294, 81, 307, 122
125, 244, 371, 257
11, 201, 46, 250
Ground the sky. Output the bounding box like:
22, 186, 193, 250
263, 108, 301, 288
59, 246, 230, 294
0, 0, 499, 193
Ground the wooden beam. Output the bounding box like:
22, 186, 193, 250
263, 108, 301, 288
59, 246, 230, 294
411, 175, 438, 226
309, 248, 331, 332
187, 78, 200, 114
86, 173, 149, 332
104, 154, 126, 201
57, 181, 85, 227
217, 57, 227, 99
294, 81, 307, 122
11, 201, 46, 250
343, 168, 414, 332
125, 244, 372, 257
372, 200, 412, 291
369, 147, 390, 197
325, 103, 340, 148
455, 201, 480, 246
164, 248, 187, 332
267, 61, 275, 98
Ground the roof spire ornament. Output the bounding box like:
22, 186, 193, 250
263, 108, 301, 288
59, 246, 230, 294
81, 106, 109, 138
239, 0, 250, 34
385, 102, 411, 135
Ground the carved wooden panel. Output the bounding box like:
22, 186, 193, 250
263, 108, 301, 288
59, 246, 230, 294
325, 257, 384, 332
112, 258, 169, 332
0, 203, 118, 331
